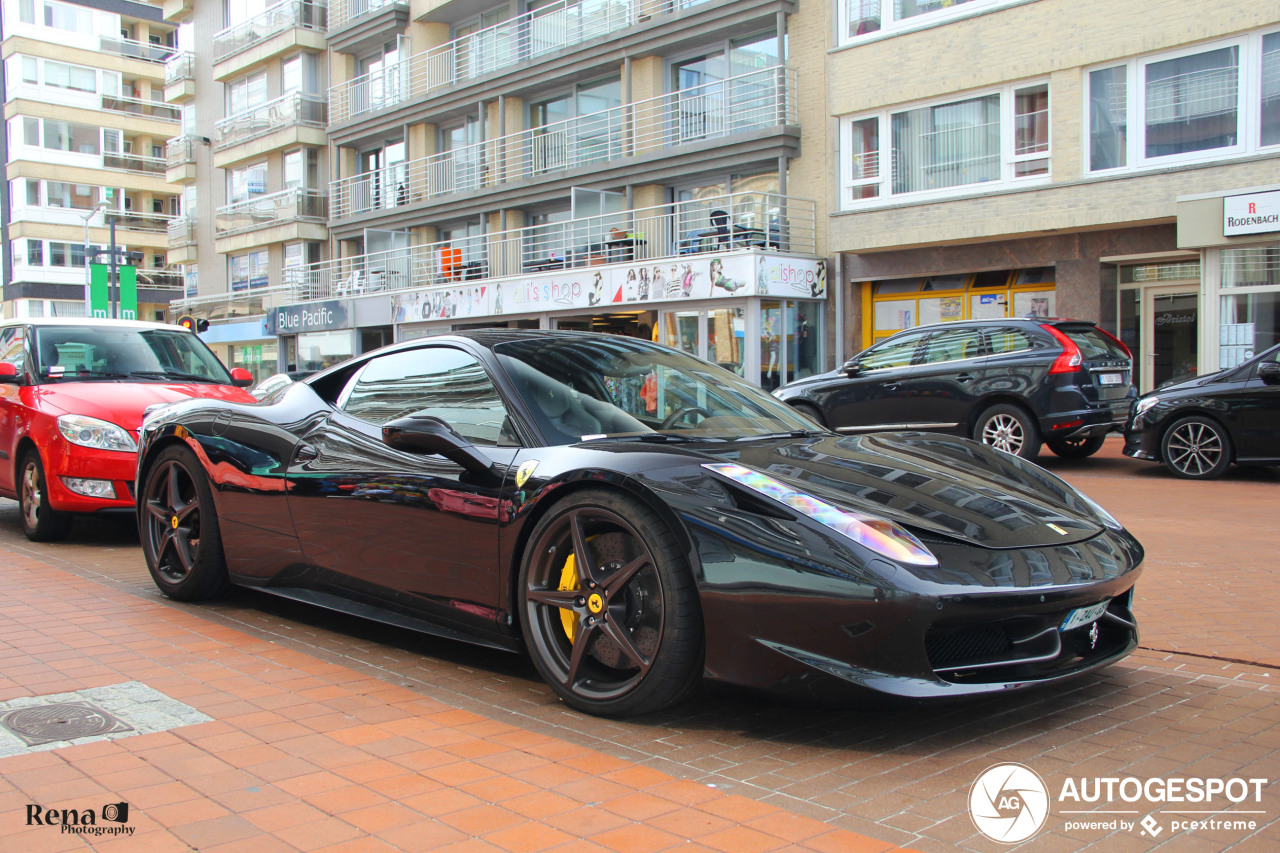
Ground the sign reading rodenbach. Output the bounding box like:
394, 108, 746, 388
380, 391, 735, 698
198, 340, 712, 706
1224, 190, 1280, 236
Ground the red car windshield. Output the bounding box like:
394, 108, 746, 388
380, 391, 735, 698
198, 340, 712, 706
33, 325, 233, 384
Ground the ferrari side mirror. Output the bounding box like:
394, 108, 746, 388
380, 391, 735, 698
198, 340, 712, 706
382, 415, 498, 482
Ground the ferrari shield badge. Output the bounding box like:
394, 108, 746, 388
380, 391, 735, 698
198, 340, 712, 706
516, 460, 539, 488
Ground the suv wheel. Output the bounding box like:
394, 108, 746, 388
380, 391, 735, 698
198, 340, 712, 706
1046, 435, 1107, 459
975, 404, 1041, 460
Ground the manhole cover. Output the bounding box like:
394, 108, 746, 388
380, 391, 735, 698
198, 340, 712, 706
0, 702, 133, 746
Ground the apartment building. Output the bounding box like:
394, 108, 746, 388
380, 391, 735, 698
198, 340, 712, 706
2, 0, 180, 321
161, 0, 329, 383
822, 0, 1280, 393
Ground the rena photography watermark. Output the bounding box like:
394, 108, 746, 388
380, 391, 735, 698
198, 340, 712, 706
25, 801, 134, 837
968, 764, 1269, 844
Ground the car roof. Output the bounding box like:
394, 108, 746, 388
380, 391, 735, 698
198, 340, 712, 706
888, 318, 1095, 335
0, 316, 190, 332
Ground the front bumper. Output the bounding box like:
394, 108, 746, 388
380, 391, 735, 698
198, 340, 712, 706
41, 440, 137, 513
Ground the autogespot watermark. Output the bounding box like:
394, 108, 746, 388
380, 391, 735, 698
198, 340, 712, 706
968, 765, 1269, 843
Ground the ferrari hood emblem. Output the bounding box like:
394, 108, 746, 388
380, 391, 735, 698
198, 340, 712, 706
515, 460, 539, 488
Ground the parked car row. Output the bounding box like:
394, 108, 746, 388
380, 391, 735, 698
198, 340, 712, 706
0, 316, 1270, 717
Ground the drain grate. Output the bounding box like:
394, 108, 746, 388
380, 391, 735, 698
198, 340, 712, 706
0, 702, 134, 747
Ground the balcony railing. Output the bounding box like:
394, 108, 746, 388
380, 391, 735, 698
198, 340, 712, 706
330, 0, 688, 124
100, 36, 175, 63
138, 270, 184, 290
328, 0, 401, 32
214, 0, 328, 63
168, 216, 197, 247
168, 284, 299, 323
165, 51, 195, 86
216, 188, 328, 235
101, 95, 181, 123
215, 93, 327, 150
111, 211, 174, 233
166, 136, 201, 168
331, 67, 796, 219
104, 152, 167, 175
298, 192, 814, 300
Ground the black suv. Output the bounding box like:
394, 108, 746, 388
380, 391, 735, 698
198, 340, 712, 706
773, 318, 1135, 459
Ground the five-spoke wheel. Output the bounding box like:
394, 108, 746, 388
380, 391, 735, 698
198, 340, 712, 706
140, 445, 231, 600
1161, 416, 1231, 480
520, 489, 701, 716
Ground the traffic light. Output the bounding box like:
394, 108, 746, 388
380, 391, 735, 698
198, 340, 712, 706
176, 315, 209, 332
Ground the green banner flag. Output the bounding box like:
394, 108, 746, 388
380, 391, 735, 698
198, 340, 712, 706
89, 264, 110, 318
118, 265, 137, 320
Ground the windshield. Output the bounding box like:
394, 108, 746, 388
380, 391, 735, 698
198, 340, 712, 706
494, 336, 818, 445
33, 325, 233, 384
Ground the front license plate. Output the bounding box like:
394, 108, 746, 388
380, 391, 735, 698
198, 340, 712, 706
1061, 601, 1110, 632
1097, 372, 1124, 386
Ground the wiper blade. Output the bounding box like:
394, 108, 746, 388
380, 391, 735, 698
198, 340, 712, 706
48, 370, 130, 379
130, 370, 218, 383
580, 432, 721, 443
732, 430, 820, 442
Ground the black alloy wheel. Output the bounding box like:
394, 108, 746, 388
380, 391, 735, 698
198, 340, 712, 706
1161, 416, 1232, 480
975, 404, 1042, 460
520, 489, 702, 717
1046, 435, 1107, 459
19, 450, 72, 542
140, 445, 231, 600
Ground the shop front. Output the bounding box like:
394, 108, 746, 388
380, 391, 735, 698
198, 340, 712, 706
265, 294, 395, 374
392, 252, 828, 390
1177, 185, 1280, 385
197, 320, 278, 386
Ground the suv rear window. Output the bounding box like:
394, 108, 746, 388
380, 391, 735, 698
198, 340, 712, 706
1056, 325, 1129, 359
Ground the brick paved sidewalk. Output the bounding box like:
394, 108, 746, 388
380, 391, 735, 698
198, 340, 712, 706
0, 549, 913, 853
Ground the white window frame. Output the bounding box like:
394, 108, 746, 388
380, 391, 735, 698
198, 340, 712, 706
839, 80, 1051, 209
1085, 29, 1279, 176
837, 0, 1026, 47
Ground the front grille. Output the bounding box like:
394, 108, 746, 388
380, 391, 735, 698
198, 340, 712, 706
926, 624, 1011, 667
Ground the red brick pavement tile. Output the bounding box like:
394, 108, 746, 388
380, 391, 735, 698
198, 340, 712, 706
481, 820, 576, 853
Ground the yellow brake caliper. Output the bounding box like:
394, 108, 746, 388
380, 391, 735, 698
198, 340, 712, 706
558, 552, 579, 643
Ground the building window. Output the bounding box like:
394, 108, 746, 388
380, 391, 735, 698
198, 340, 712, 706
230, 250, 269, 291
1088, 31, 1279, 173
840, 0, 1023, 44
840, 82, 1049, 207
27, 240, 43, 266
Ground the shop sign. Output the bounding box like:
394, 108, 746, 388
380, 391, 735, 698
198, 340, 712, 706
390, 255, 828, 323
1223, 190, 1280, 236
263, 300, 348, 335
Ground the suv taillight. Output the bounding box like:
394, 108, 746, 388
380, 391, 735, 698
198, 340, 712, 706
1096, 326, 1134, 360
1042, 324, 1083, 374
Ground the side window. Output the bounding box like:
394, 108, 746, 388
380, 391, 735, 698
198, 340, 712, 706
859, 331, 927, 370
919, 328, 985, 364
341, 347, 514, 446
987, 328, 1036, 355
0, 326, 26, 375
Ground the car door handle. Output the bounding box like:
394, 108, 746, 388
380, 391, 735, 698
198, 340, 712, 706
294, 444, 317, 463
956, 373, 975, 382
882, 382, 900, 390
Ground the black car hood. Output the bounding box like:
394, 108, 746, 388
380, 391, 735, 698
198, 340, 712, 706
688, 432, 1106, 549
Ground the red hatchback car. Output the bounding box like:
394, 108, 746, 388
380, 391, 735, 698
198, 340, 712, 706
0, 318, 256, 541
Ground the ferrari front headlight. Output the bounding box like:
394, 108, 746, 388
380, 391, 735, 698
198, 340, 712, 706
57, 415, 138, 452
703, 462, 938, 566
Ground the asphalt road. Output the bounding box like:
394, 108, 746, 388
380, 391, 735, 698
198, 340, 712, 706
1, 437, 1276, 851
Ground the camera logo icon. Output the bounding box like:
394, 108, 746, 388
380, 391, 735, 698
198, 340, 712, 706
969, 763, 1050, 843
102, 802, 129, 823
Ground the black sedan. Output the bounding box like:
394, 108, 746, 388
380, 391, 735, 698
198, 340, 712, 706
135, 331, 1142, 717
1124, 342, 1280, 479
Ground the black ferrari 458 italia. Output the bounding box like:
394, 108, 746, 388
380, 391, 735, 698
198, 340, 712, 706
136, 331, 1143, 716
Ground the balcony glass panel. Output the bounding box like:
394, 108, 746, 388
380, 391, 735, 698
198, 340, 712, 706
214, 0, 328, 63
215, 93, 327, 150
216, 189, 328, 235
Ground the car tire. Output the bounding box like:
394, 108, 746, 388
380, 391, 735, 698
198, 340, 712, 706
19, 450, 72, 542
791, 402, 826, 428
975, 404, 1041, 459
1046, 435, 1107, 459
520, 488, 703, 717
139, 444, 232, 601
1160, 416, 1232, 480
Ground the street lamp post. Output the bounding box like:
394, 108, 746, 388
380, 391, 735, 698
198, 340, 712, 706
81, 200, 110, 315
